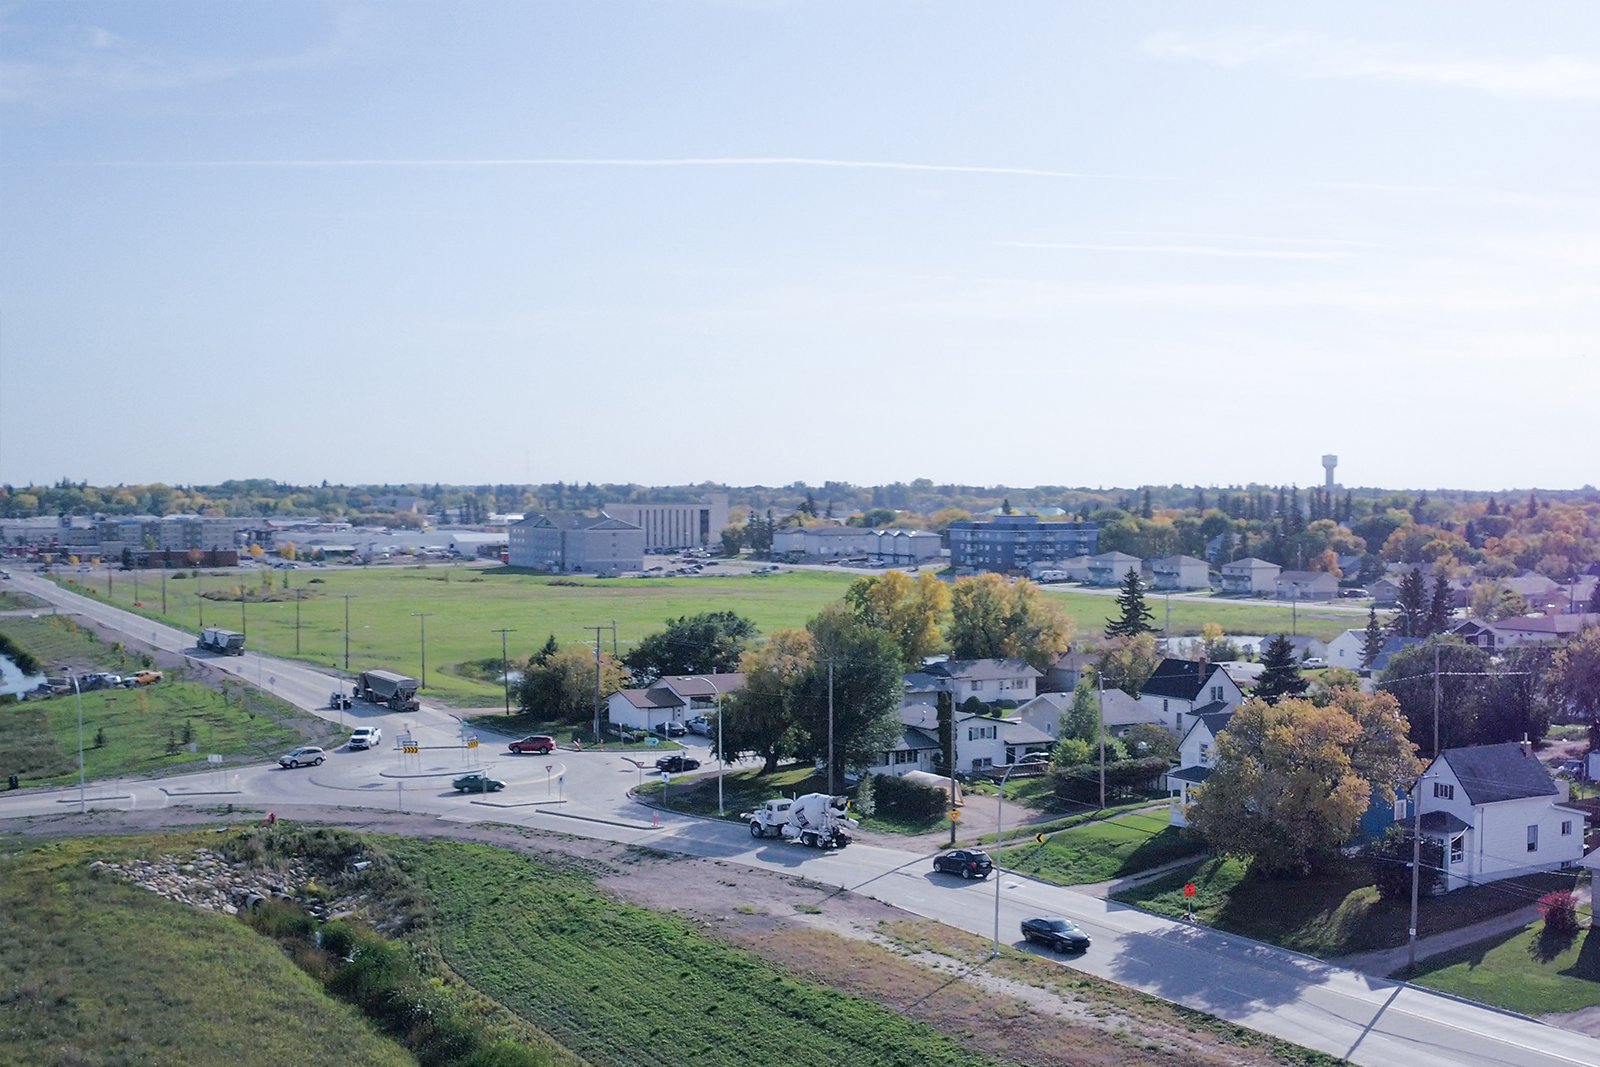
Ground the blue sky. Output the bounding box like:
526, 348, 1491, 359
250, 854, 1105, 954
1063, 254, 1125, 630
2, 2, 1596, 492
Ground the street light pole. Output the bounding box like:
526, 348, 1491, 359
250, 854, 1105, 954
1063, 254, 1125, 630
294, 589, 303, 654
1407, 771, 1437, 972
994, 753, 1050, 957
689, 676, 725, 816
65, 667, 85, 813
411, 612, 434, 689
342, 594, 355, 674
493, 628, 517, 715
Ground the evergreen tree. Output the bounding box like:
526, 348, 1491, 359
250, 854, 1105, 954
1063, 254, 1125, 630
1141, 488, 1154, 520
1589, 580, 1600, 615
1528, 492, 1539, 519
1425, 574, 1454, 637
1361, 607, 1386, 670
1195, 487, 1206, 511
1001, 497, 1014, 515
1104, 569, 1156, 639
1341, 491, 1353, 524
536, 634, 559, 664
1486, 495, 1499, 516
1254, 633, 1309, 704
1393, 568, 1428, 638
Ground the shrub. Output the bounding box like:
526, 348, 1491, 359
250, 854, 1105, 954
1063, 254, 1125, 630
871, 773, 947, 821
1539, 890, 1580, 937
1365, 825, 1444, 903
852, 772, 876, 817
1050, 756, 1171, 804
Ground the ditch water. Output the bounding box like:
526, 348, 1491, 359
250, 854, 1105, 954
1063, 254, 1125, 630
0, 654, 45, 697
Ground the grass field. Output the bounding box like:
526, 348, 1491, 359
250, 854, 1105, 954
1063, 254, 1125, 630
0, 614, 337, 784
0, 833, 416, 1067
996, 808, 1204, 885
389, 835, 1007, 1067
1038, 586, 1356, 644
0, 587, 47, 610
1114, 856, 1578, 958
51, 565, 1352, 708
1411, 923, 1600, 1014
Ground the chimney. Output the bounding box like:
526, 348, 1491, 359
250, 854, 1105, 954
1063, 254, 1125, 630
1521, 733, 1533, 758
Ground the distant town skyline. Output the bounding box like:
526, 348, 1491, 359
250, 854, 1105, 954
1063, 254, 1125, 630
2, 3, 1596, 491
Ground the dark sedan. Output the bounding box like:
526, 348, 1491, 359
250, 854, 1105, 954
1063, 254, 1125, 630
1021, 916, 1091, 953
654, 754, 702, 773
932, 849, 993, 880
451, 773, 506, 794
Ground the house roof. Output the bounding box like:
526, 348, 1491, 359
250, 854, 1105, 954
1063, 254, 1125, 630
1090, 551, 1142, 565
1370, 636, 1424, 672
1140, 658, 1225, 701
1191, 700, 1231, 717
1018, 692, 1072, 715
614, 687, 682, 710
1152, 555, 1208, 568
997, 719, 1054, 744
1491, 614, 1600, 638
1193, 709, 1235, 737
920, 658, 1042, 682
1420, 811, 1472, 834
1101, 689, 1161, 728
1439, 742, 1557, 805
1222, 557, 1278, 571
888, 727, 942, 753
1166, 765, 1213, 785
652, 674, 746, 698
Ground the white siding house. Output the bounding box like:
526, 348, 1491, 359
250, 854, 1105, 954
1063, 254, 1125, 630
1087, 552, 1144, 587
1149, 555, 1210, 591
1165, 709, 1236, 827
1220, 557, 1281, 595
1135, 658, 1243, 737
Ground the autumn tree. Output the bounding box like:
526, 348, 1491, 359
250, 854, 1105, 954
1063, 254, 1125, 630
1468, 581, 1527, 622
517, 645, 627, 725
1104, 568, 1156, 639
1097, 632, 1161, 696
948, 574, 1074, 670
1254, 633, 1309, 704
1548, 627, 1600, 725
722, 628, 813, 772
843, 571, 951, 668
1187, 692, 1420, 876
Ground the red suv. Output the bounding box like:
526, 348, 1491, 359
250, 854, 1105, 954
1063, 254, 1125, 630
508, 735, 556, 755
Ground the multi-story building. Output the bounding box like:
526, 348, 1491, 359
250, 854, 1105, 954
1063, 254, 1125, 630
603, 493, 729, 552
508, 513, 645, 575
947, 516, 1098, 574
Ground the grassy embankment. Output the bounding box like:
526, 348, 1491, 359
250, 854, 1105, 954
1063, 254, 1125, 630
632, 762, 949, 835
0, 587, 48, 611
993, 807, 1205, 885
1114, 854, 1579, 959
56, 566, 1352, 709
1408, 922, 1600, 1014
0, 833, 417, 1067
0, 615, 335, 785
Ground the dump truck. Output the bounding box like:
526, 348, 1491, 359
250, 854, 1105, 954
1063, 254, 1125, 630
744, 793, 857, 849
196, 627, 246, 655
355, 670, 420, 712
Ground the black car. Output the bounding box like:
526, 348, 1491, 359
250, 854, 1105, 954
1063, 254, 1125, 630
1021, 916, 1091, 953
654, 754, 702, 773
932, 849, 993, 880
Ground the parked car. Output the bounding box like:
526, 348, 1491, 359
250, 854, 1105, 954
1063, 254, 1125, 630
653, 721, 687, 738
654, 754, 701, 773
126, 670, 163, 686
508, 734, 556, 755
1020, 916, 1091, 953
347, 727, 382, 751
1555, 759, 1585, 779
932, 849, 993, 880
278, 746, 327, 769
452, 772, 506, 793
1339, 587, 1370, 598
684, 716, 711, 736
1301, 657, 1329, 670
83, 672, 122, 691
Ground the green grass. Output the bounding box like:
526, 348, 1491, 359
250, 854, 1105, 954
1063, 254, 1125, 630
54, 565, 1353, 708
0, 588, 47, 610
0, 615, 336, 784
1114, 856, 1579, 958
973, 798, 1157, 845
996, 809, 1204, 885
0, 834, 416, 1067
388, 836, 1006, 1067
1040, 587, 1355, 643
1410, 924, 1600, 1014
461, 711, 682, 752
636, 761, 818, 819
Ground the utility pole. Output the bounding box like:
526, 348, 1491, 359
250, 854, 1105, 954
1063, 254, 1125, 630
827, 657, 836, 796
294, 589, 303, 654
161, 569, 167, 615
944, 688, 957, 847
585, 625, 606, 743
197, 573, 204, 627
493, 628, 517, 716
1098, 671, 1106, 809
411, 612, 435, 689
342, 594, 355, 674
610, 620, 618, 658
1432, 641, 1441, 758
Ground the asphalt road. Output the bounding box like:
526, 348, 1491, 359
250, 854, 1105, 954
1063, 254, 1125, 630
3, 571, 1598, 1067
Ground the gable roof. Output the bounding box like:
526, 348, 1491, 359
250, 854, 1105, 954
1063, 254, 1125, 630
1222, 556, 1277, 571
1193, 708, 1235, 737
615, 687, 682, 710
651, 674, 747, 698
1140, 658, 1227, 701
1438, 742, 1557, 805
920, 658, 1042, 682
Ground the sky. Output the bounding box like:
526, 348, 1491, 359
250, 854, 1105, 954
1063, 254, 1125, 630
2, 1, 1597, 493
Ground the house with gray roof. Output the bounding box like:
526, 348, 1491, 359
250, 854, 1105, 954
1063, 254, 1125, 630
1087, 551, 1144, 587
1165, 706, 1237, 827
1135, 658, 1243, 736
903, 658, 1041, 709
1411, 741, 1586, 891
1149, 555, 1210, 591
1275, 570, 1338, 601
1220, 557, 1280, 595
605, 673, 746, 733
899, 703, 1054, 773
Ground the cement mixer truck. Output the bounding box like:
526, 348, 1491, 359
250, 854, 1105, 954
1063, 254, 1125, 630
744, 793, 857, 849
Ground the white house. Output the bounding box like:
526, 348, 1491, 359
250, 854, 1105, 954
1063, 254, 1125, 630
1274, 570, 1339, 601
1087, 552, 1144, 587
902, 658, 1041, 708
1135, 658, 1243, 737
1165, 707, 1236, 827
1220, 557, 1281, 595
1485, 613, 1600, 648
1016, 689, 1162, 740
1412, 742, 1586, 892
1149, 555, 1210, 591
871, 529, 943, 564
863, 724, 944, 779
606, 673, 745, 732
899, 704, 1054, 772
1327, 628, 1368, 669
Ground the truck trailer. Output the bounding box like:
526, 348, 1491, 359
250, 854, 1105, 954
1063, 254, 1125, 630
356, 670, 420, 712
196, 627, 246, 655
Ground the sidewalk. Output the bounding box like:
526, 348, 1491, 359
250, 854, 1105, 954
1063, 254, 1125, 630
1336, 904, 1540, 977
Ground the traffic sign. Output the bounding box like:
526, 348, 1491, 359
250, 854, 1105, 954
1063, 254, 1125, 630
1183, 883, 1197, 898
948, 809, 961, 823
403, 745, 419, 755
466, 738, 478, 749
545, 763, 554, 774
1035, 832, 1047, 845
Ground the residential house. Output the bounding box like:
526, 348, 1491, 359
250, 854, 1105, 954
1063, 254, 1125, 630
872, 529, 942, 564
1220, 557, 1281, 595
898, 703, 1054, 772
1275, 570, 1339, 601
947, 516, 1099, 574
1327, 628, 1371, 669
508, 513, 645, 575
1040, 649, 1096, 694
771, 525, 878, 559
1485, 613, 1600, 648
606, 673, 746, 733
1450, 618, 1499, 652
863, 722, 944, 779
1087, 552, 1144, 587
1136, 657, 1243, 736
1410, 742, 1586, 892
1027, 555, 1093, 582
1016, 689, 1163, 741
1149, 555, 1210, 591
902, 658, 1042, 709
1368, 635, 1424, 673
1165, 707, 1236, 827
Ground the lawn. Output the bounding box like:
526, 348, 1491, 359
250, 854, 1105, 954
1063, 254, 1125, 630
461, 710, 684, 751
1114, 855, 1580, 959
0, 587, 47, 610
0, 614, 337, 785
387, 836, 1007, 1067
1039, 587, 1354, 643
0, 834, 416, 1067
1411, 924, 1600, 1015
54, 564, 1351, 708
996, 808, 1205, 885
634, 762, 949, 835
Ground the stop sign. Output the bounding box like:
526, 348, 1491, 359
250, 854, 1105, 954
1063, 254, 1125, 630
1184, 883, 1197, 898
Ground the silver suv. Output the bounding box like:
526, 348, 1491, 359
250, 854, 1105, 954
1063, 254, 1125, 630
278, 746, 326, 768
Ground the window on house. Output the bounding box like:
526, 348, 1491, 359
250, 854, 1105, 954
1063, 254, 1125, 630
1433, 782, 1455, 801
1527, 825, 1539, 852
1199, 742, 1211, 763
1162, 699, 1169, 713
1562, 820, 1574, 837
971, 757, 992, 770
1211, 685, 1224, 702
971, 681, 983, 692
1449, 834, 1463, 864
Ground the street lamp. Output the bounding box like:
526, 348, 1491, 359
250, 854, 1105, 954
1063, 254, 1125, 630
993, 752, 1051, 958
62, 665, 85, 813
689, 675, 726, 816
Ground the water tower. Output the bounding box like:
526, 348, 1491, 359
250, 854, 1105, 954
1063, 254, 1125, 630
1321, 454, 1338, 491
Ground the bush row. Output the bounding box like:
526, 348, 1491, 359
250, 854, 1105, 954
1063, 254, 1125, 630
869, 773, 948, 821
1050, 756, 1171, 803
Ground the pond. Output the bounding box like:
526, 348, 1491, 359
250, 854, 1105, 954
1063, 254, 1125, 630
0, 653, 45, 697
